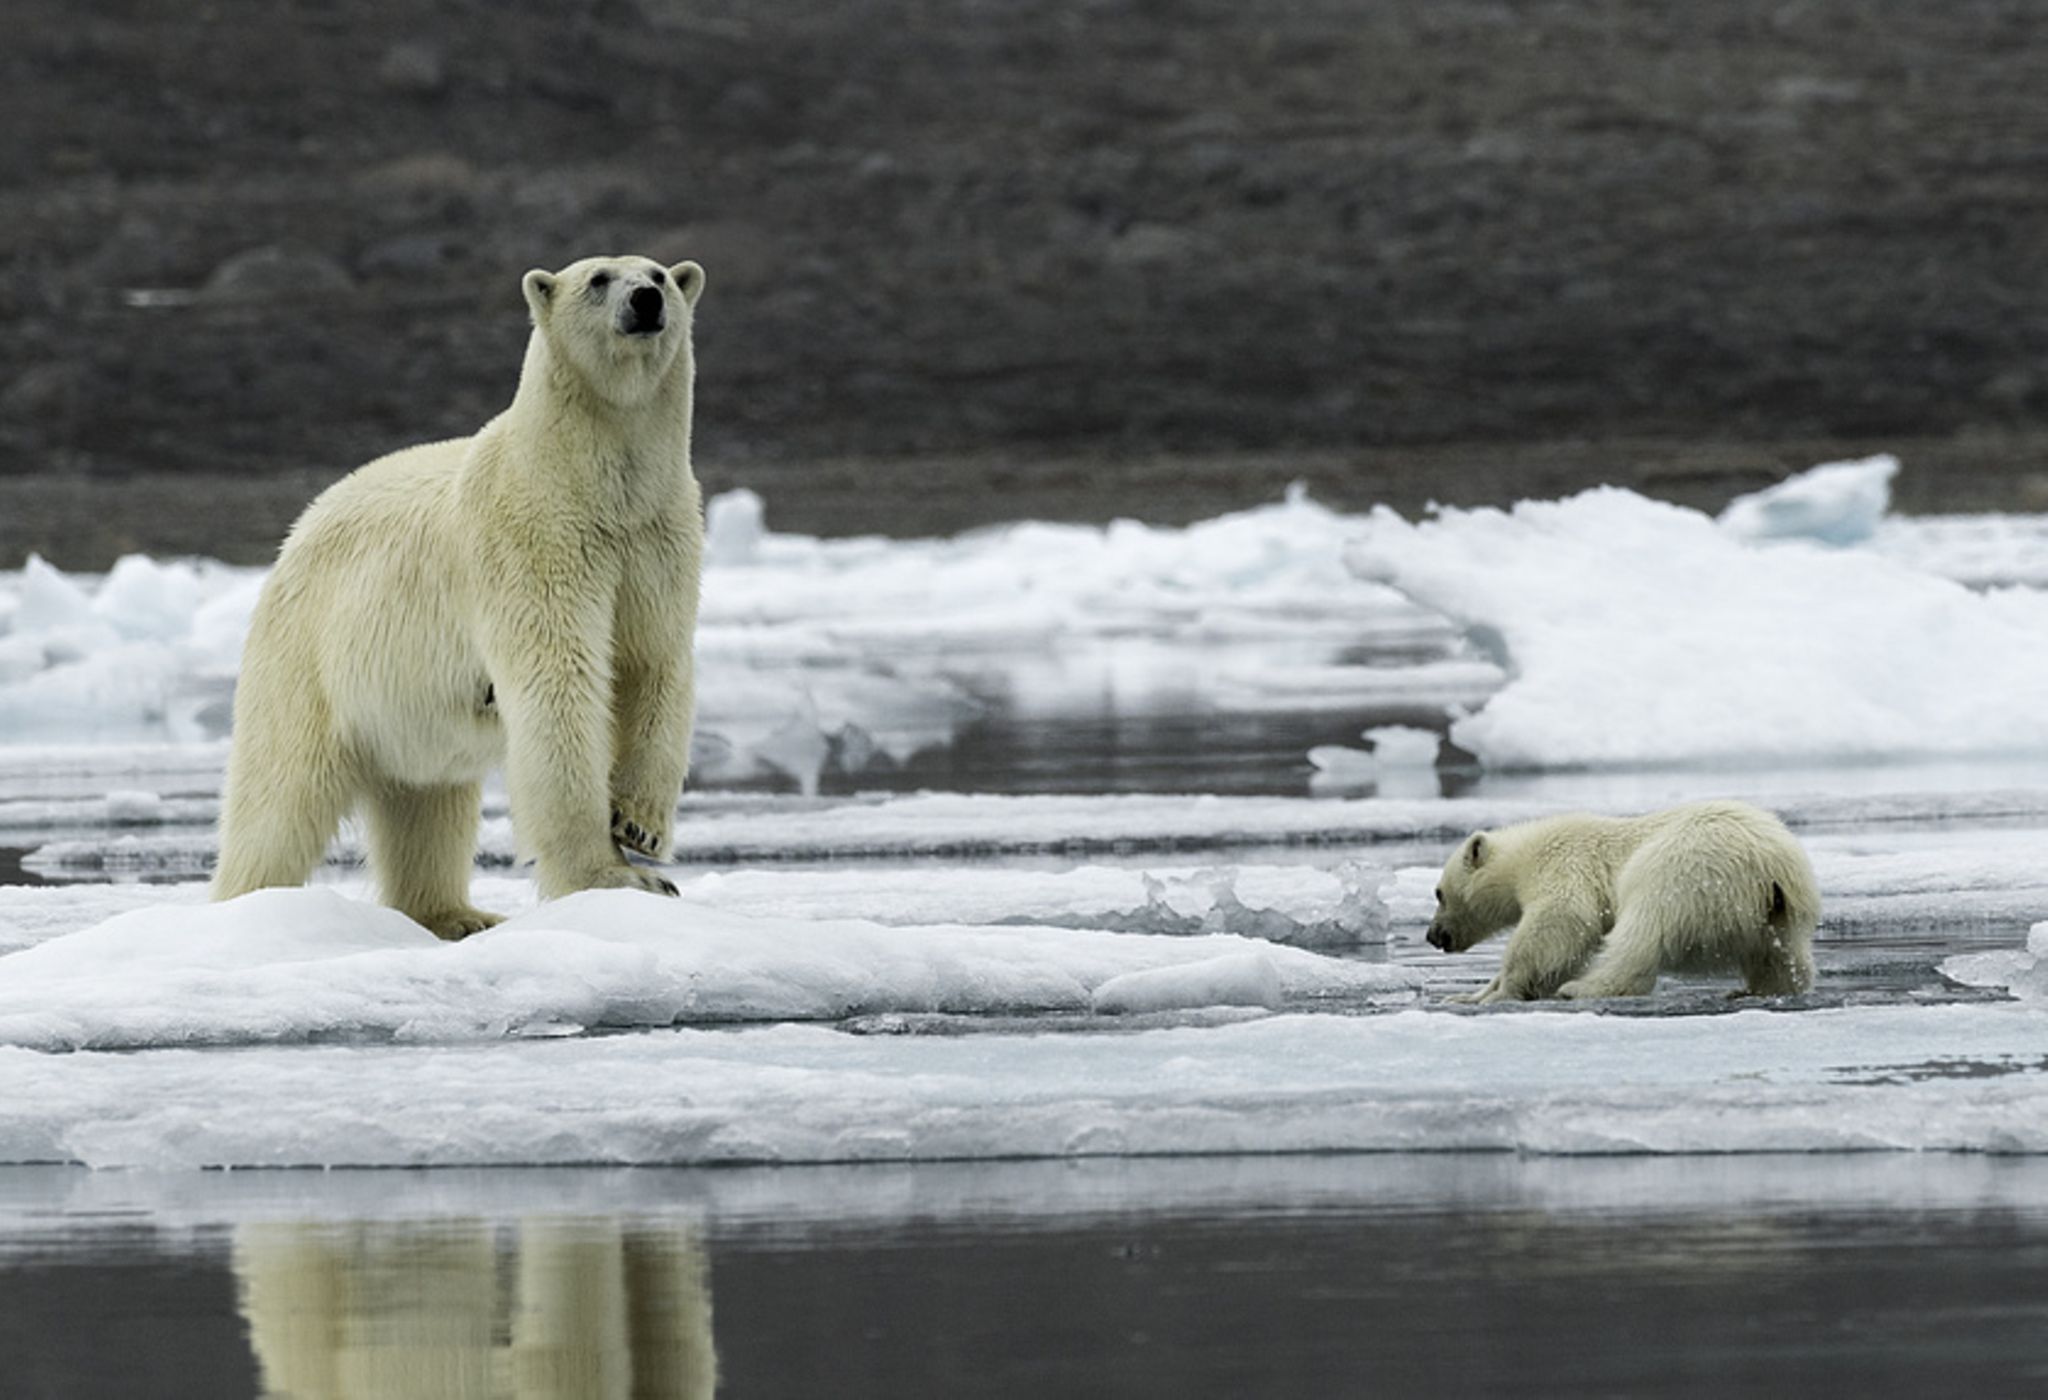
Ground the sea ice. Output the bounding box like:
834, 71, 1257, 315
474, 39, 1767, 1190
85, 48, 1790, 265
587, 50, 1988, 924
1349, 479, 2048, 768
1941, 920, 2048, 1001
1091, 951, 1284, 1013
5, 1000, 2047, 1169
9, 465, 2048, 770
0, 886, 1418, 1052
1308, 725, 1443, 797
675, 862, 1393, 950
1718, 454, 1898, 545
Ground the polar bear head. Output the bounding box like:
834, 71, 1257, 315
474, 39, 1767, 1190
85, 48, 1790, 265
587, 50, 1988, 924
520, 255, 706, 407
1425, 831, 1517, 952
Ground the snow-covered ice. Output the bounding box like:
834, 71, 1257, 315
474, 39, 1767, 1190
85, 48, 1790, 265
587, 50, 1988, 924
1349, 480, 2048, 768
0, 886, 1417, 1052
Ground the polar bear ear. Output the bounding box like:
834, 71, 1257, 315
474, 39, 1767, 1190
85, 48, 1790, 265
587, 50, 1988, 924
521, 270, 559, 322
669, 261, 706, 309
1464, 833, 1487, 869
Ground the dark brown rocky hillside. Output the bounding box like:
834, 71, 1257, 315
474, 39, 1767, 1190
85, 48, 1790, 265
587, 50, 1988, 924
5, 0, 2048, 563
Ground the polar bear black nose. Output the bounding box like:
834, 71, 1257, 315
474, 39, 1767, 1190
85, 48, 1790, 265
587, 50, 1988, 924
625, 286, 666, 334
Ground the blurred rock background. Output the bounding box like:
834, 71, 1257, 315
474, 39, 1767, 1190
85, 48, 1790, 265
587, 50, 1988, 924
4, 0, 2047, 564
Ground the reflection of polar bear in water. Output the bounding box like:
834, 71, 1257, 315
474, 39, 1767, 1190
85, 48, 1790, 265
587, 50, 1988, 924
234, 1218, 716, 1398
1426, 800, 1819, 1003
212, 256, 706, 938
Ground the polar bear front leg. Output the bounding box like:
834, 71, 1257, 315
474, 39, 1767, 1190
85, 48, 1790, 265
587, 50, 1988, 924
607, 576, 697, 863
609, 655, 691, 859
486, 588, 676, 901
1465, 899, 1605, 1003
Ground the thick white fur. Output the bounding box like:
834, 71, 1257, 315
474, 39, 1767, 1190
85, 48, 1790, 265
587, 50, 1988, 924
212, 255, 707, 937
1425, 800, 1819, 1003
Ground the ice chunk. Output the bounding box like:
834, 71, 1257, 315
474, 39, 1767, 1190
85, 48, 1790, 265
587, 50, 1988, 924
1365, 725, 1441, 768
1307, 745, 1378, 782
1719, 455, 1898, 546
1309, 726, 1442, 796
13, 555, 103, 637
1091, 952, 1284, 1014
704, 487, 766, 567
92, 556, 206, 641
102, 789, 166, 824
1940, 919, 2048, 1000
750, 698, 833, 796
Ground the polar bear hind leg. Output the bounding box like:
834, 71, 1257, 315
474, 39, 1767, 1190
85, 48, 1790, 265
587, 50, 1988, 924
212, 725, 356, 904
364, 779, 501, 940
1736, 881, 1817, 997
1556, 909, 1667, 1000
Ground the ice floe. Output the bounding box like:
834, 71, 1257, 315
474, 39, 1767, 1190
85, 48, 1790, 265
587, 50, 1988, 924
0, 886, 1417, 1052
1942, 920, 2048, 1001
1350, 482, 2048, 768
5, 999, 2048, 1169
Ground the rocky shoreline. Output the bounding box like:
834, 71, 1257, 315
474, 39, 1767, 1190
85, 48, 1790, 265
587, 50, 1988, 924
5, 0, 2047, 562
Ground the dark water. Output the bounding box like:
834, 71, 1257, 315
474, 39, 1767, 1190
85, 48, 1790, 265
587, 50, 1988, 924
4, 1157, 2048, 1398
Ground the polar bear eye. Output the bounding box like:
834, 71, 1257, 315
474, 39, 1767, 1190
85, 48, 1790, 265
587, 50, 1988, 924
649, 268, 666, 285
589, 272, 612, 291
1434, 888, 1444, 905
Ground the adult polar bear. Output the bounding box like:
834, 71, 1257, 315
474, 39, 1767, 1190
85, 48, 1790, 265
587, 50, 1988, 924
212, 255, 707, 937
1425, 800, 1819, 1002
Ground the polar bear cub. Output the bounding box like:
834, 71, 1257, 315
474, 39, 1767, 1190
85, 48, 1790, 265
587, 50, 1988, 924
1425, 800, 1818, 1003
212, 255, 707, 938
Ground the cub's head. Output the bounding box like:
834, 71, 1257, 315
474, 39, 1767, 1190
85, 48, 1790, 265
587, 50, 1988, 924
520, 255, 706, 405
1425, 830, 1518, 952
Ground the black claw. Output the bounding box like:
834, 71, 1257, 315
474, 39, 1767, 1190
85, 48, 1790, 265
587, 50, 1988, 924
657, 876, 678, 896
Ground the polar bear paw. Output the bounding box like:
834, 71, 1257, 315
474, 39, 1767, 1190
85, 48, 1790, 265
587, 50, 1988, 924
590, 861, 680, 899
420, 906, 506, 942
611, 805, 672, 861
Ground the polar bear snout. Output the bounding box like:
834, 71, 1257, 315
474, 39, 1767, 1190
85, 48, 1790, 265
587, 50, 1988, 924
621, 285, 667, 336
1425, 921, 1452, 951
